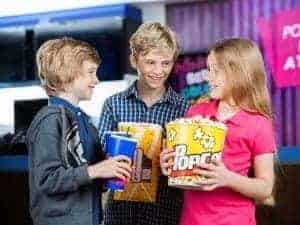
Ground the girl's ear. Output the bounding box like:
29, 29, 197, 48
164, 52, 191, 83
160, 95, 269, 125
130, 53, 137, 70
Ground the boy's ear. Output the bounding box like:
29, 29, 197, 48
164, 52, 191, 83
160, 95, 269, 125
130, 53, 137, 70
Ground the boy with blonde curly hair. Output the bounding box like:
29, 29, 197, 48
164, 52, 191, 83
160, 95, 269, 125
98, 22, 189, 225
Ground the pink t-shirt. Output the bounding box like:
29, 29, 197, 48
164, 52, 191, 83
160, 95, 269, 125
180, 100, 276, 225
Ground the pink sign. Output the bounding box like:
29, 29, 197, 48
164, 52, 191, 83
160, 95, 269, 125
257, 18, 275, 71
258, 8, 300, 88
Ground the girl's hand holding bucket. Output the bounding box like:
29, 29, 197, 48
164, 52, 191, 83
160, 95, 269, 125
160, 148, 175, 176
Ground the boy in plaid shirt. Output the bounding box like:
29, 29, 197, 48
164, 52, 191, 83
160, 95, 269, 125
98, 22, 189, 225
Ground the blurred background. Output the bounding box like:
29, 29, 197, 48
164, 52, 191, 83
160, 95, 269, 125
0, 0, 299, 225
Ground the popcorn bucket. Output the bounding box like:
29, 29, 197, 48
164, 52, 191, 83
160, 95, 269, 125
113, 122, 162, 202
166, 117, 227, 189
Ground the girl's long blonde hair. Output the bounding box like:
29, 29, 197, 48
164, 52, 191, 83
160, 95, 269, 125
210, 38, 273, 119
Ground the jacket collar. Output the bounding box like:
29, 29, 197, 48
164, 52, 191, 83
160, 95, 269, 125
49, 96, 88, 118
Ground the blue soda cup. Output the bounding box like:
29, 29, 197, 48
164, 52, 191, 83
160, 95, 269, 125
104, 131, 129, 153
106, 134, 137, 191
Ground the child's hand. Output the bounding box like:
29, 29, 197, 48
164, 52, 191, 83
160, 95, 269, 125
88, 155, 132, 181
159, 148, 175, 176
192, 158, 233, 191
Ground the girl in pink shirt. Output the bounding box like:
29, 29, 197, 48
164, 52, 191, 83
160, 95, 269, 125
160, 38, 276, 225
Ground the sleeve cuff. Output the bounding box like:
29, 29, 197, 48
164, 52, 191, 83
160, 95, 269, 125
75, 164, 92, 187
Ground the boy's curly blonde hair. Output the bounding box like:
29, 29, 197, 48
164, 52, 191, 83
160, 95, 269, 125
36, 37, 100, 96
130, 22, 179, 59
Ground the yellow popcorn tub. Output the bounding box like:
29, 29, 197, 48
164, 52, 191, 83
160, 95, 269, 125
113, 122, 162, 202
166, 117, 227, 189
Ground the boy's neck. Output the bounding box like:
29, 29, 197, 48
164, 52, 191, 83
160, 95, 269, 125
136, 80, 167, 107
58, 92, 79, 106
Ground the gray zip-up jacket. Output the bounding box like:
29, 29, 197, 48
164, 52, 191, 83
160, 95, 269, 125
26, 105, 105, 225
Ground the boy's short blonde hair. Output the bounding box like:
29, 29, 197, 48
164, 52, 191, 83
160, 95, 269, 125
130, 22, 179, 59
36, 37, 100, 96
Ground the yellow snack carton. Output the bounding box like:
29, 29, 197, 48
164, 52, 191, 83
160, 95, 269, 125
113, 122, 162, 202
166, 117, 227, 189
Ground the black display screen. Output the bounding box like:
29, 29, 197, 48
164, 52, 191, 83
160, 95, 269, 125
14, 98, 48, 134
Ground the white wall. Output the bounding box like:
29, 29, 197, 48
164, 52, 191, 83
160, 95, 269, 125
0, 0, 166, 135
0, 0, 165, 17
0, 85, 47, 135
0, 80, 128, 135
0, 1, 167, 25
79, 80, 129, 126
133, 2, 166, 24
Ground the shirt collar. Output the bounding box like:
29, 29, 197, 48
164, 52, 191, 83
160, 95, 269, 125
124, 81, 179, 105
124, 81, 139, 99
209, 99, 244, 125
159, 86, 178, 104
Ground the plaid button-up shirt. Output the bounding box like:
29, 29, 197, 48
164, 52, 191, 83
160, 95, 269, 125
98, 81, 189, 225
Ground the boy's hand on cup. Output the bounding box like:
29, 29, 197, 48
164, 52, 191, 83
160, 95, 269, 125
160, 148, 175, 176
88, 155, 132, 181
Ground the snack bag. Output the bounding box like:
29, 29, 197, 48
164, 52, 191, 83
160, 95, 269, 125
166, 117, 227, 189
113, 122, 162, 202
